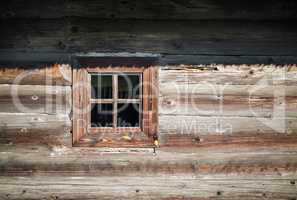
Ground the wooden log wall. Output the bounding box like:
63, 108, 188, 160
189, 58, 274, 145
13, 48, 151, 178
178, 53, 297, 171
1, 0, 297, 199
0, 65, 72, 147
1, 0, 297, 65
159, 65, 297, 148
0, 64, 296, 200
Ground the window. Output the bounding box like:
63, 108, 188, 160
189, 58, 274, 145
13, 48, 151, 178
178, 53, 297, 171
73, 66, 158, 147
90, 73, 141, 129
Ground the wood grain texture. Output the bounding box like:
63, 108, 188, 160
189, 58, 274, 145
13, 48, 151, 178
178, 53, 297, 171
159, 65, 297, 118
0, 113, 71, 146
160, 65, 297, 86
0, 175, 296, 200
2, 145, 295, 200
159, 115, 297, 136
75, 133, 154, 148
72, 68, 89, 144
0, 84, 71, 114
0, 64, 72, 85
158, 65, 297, 147
1, 0, 297, 20
1, 52, 297, 66
160, 134, 297, 148
1, 20, 297, 56
160, 94, 297, 118
159, 54, 297, 65
1, 145, 297, 176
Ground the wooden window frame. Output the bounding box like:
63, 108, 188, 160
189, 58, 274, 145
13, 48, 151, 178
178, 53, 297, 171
73, 66, 158, 147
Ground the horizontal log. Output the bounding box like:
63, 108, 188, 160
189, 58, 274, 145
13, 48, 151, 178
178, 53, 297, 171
160, 65, 297, 86
0, 84, 71, 114
1, 145, 297, 176
0, 52, 71, 67
160, 55, 297, 65
0, 64, 72, 85
0, 175, 296, 200
2, 52, 297, 66
160, 82, 297, 97
160, 95, 297, 118
159, 115, 297, 135
159, 65, 297, 117
1, 20, 297, 56
160, 134, 297, 148
1, 0, 297, 20
0, 113, 71, 146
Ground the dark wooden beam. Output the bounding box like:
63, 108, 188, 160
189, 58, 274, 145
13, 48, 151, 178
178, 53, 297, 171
0, 52, 71, 68
1, 19, 297, 58
76, 56, 159, 67
1, 0, 297, 20
1, 52, 297, 67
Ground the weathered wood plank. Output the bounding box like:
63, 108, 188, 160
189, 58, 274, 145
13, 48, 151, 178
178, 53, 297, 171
160, 65, 297, 86
0, 175, 296, 200
67, 20, 297, 56
0, 113, 71, 146
160, 134, 297, 149
160, 82, 297, 98
0, 64, 72, 85
1, 145, 297, 176
0, 85, 71, 114
160, 94, 297, 118
159, 115, 297, 136
72, 67, 89, 144
1, 0, 297, 20
2, 52, 297, 66
0, 52, 71, 67
160, 55, 297, 65
159, 65, 297, 118
1, 20, 297, 56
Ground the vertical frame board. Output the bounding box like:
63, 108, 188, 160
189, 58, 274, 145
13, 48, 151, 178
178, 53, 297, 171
72, 68, 90, 144
143, 66, 159, 140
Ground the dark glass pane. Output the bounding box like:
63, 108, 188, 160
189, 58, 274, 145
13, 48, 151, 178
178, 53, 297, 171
91, 75, 112, 99
118, 75, 140, 99
91, 103, 113, 127
117, 103, 140, 127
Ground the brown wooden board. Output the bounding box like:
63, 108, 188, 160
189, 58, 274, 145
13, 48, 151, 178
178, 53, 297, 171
0, 113, 71, 146
0, 85, 71, 114
0, 65, 72, 85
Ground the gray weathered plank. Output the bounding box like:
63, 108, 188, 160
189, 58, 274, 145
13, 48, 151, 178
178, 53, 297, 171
159, 115, 297, 136
159, 65, 297, 117
160, 94, 297, 118
0, 84, 71, 114
0, 175, 296, 200
0, 113, 71, 146
160, 65, 297, 86
1, 145, 297, 176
